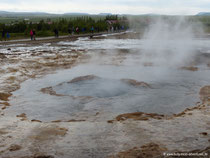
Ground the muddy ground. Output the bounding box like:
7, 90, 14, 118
0, 32, 209, 158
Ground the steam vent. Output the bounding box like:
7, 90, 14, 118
41, 75, 151, 98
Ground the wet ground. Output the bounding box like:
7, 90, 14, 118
0, 32, 210, 158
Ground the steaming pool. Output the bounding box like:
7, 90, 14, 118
6, 36, 210, 122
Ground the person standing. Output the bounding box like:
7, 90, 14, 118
30, 30, 33, 40
33, 30, 36, 40
54, 29, 59, 38
2, 29, 6, 41
68, 27, 72, 36
6, 32, 10, 40
76, 27, 79, 34
91, 26, 94, 33
111, 26, 114, 32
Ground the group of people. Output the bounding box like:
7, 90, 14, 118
30, 30, 36, 40
53, 26, 95, 38
1, 29, 10, 41
67, 27, 79, 35
108, 26, 123, 33
28, 25, 124, 40
67, 26, 95, 35
2, 25, 125, 41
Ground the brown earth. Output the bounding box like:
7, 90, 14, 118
51, 119, 86, 123
181, 66, 198, 71
0, 101, 10, 111
173, 103, 206, 118
121, 79, 151, 88
108, 112, 165, 123
16, 113, 27, 118
199, 85, 210, 104
16, 113, 28, 121
40, 87, 65, 97
31, 119, 42, 123
8, 144, 22, 151
68, 75, 99, 83
0, 93, 12, 101
0, 129, 8, 135
109, 143, 167, 158
29, 126, 68, 142
0, 53, 6, 59
20, 156, 54, 158
0, 102, 10, 106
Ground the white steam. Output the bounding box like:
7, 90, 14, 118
139, 17, 203, 67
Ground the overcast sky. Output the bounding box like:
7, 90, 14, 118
0, 0, 210, 15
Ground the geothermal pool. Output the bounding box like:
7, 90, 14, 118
5, 36, 210, 122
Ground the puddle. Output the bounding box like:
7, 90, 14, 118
52, 76, 133, 98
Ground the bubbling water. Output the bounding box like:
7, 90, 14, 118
44, 75, 150, 98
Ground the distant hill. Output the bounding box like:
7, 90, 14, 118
0, 11, 106, 17
197, 12, 210, 16
0, 11, 54, 17
3, 11, 210, 17
2, 11, 201, 17
63, 13, 89, 16
0, 11, 8, 14
98, 13, 112, 16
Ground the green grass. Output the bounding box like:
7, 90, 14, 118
0, 17, 20, 23
0, 32, 27, 41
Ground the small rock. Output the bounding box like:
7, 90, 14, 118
16, 113, 26, 118
9, 144, 22, 151
34, 155, 54, 158
200, 132, 208, 136
31, 119, 42, 123
107, 120, 114, 123
0, 53, 6, 59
